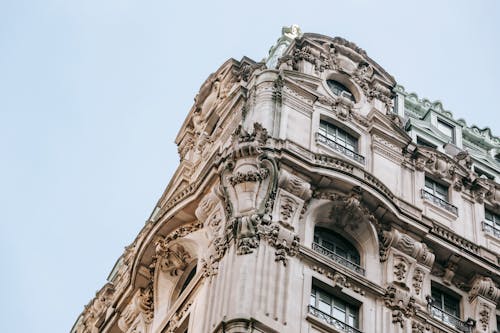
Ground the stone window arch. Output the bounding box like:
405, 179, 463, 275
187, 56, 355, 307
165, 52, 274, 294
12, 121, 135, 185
312, 225, 364, 275
326, 79, 356, 102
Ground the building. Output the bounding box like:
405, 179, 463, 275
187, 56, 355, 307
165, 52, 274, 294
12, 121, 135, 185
72, 26, 500, 333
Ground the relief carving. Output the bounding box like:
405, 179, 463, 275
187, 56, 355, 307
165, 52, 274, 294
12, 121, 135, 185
478, 303, 490, 332
155, 243, 191, 276
468, 276, 500, 304
118, 287, 154, 333
412, 268, 424, 295
381, 229, 434, 267
384, 284, 418, 328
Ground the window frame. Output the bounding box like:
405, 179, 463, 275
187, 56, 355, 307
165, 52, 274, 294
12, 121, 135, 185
319, 120, 359, 153
309, 283, 360, 330
424, 177, 449, 202
326, 80, 355, 102
430, 285, 464, 329
437, 118, 456, 144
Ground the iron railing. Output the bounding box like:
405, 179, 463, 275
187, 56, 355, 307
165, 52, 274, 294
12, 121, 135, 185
421, 189, 458, 215
316, 133, 365, 164
308, 305, 362, 333
482, 221, 500, 238
312, 242, 365, 276
430, 305, 473, 333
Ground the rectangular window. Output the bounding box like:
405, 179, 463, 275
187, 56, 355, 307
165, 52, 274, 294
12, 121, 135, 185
425, 177, 449, 201
317, 120, 365, 164
483, 209, 500, 238
437, 119, 455, 143
431, 287, 461, 328
319, 121, 358, 152
309, 285, 360, 331
422, 177, 458, 215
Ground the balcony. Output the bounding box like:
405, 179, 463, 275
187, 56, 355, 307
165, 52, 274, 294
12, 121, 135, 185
316, 133, 365, 165
482, 221, 500, 238
308, 305, 362, 333
430, 305, 473, 333
421, 189, 458, 215
312, 242, 365, 276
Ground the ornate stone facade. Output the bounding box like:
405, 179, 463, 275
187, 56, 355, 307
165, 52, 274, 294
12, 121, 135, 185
72, 27, 500, 333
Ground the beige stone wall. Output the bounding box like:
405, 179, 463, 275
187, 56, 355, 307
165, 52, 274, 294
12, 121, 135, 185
72, 33, 500, 333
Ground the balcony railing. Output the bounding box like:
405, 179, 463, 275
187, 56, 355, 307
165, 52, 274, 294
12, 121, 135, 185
312, 242, 365, 276
308, 305, 362, 333
421, 189, 458, 215
482, 221, 500, 238
430, 305, 473, 333
316, 133, 365, 164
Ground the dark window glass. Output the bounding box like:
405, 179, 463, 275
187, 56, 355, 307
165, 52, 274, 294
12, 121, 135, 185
314, 228, 360, 265
179, 265, 197, 295
326, 80, 355, 102
310, 286, 359, 328
424, 177, 449, 201
485, 209, 500, 227
432, 287, 460, 318
319, 121, 358, 153
417, 136, 437, 149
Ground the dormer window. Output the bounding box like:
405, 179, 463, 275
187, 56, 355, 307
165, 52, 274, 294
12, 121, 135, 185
327, 80, 355, 102
437, 119, 455, 143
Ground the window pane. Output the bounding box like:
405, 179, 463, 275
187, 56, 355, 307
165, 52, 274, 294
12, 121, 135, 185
310, 294, 316, 307
425, 178, 434, 190
485, 210, 494, 222
332, 307, 346, 322
318, 299, 331, 314
437, 120, 454, 140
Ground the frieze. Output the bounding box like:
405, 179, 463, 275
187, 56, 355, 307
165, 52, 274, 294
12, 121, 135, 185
430, 224, 479, 254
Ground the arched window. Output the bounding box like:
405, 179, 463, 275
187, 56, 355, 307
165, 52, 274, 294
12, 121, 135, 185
312, 227, 364, 275
179, 264, 197, 296
326, 80, 355, 102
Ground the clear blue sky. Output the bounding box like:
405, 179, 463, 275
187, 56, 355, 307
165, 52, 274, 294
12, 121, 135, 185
1, 1, 498, 332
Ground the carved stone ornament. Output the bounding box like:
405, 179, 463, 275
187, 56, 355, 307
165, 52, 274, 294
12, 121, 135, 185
118, 287, 154, 332
312, 265, 365, 295
278, 169, 312, 200
394, 257, 409, 282
315, 186, 378, 231
411, 321, 429, 333
289, 36, 394, 110
155, 243, 191, 276
195, 186, 226, 238
380, 229, 435, 267
383, 284, 418, 328
478, 303, 490, 332
265, 223, 300, 265
221, 123, 279, 255
468, 276, 500, 304
412, 268, 424, 295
